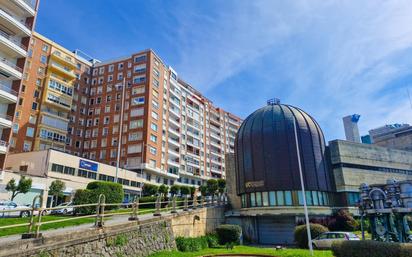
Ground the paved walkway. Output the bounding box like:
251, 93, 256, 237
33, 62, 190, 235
0, 207, 190, 245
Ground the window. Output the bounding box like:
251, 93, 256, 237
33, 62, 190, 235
150, 134, 157, 143
250, 192, 256, 207
151, 111, 158, 120
108, 64, 114, 72
262, 192, 269, 206
127, 144, 142, 154
131, 96, 145, 105
42, 44, 49, 52
276, 191, 284, 205
150, 123, 157, 131
32, 102, 38, 110
40, 55, 47, 64
134, 55, 146, 63
130, 107, 144, 117
26, 127, 34, 137
285, 191, 293, 205
129, 119, 143, 129
29, 115, 37, 124
149, 146, 157, 155
269, 191, 276, 206
128, 132, 142, 141
132, 86, 145, 95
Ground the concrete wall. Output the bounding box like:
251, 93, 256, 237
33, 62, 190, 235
225, 153, 241, 210
0, 206, 225, 257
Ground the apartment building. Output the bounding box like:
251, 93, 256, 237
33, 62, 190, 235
10, 33, 242, 187
0, 0, 38, 168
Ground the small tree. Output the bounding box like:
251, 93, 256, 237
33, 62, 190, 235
49, 180, 66, 206
207, 179, 218, 196
328, 209, 359, 231
158, 184, 169, 199
170, 185, 180, 196
189, 186, 196, 198
217, 179, 226, 194
6, 176, 32, 201
142, 183, 159, 196
180, 186, 190, 196
199, 185, 208, 196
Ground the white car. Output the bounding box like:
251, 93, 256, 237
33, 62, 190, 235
0, 200, 35, 218
312, 232, 360, 249
51, 202, 74, 215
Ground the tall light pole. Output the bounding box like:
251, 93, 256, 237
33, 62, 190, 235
293, 118, 313, 256
115, 78, 126, 183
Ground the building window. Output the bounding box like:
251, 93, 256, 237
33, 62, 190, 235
40, 55, 47, 64
150, 123, 157, 131
149, 146, 157, 155
26, 127, 34, 137
150, 134, 157, 143
31, 102, 38, 110
42, 44, 49, 52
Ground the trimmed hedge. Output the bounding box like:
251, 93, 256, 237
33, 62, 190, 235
216, 224, 242, 245
73, 181, 124, 214
294, 223, 329, 249
332, 240, 412, 257
175, 235, 219, 252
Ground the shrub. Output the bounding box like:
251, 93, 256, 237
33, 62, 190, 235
72, 189, 94, 214
180, 186, 190, 196
142, 183, 159, 196
170, 185, 180, 196
294, 223, 329, 249
328, 209, 358, 231
332, 240, 412, 257
175, 236, 208, 252
204, 234, 219, 248
216, 224, 242, 245
138, 196, 157, 209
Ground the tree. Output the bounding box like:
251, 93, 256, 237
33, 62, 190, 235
170, 185, 180, 196
217, 179, 226, 194
158, 184, 169, 199
328, 209, 359, 231
49, 180, 66, 206
199, 185, 208, 196
206, 179, 218, 196
6, 176, 32, 201
142, 183, 159, 196
189, 186, 196, 198
180, 186, 190, 196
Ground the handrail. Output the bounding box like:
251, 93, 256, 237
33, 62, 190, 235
0, 29, 27, 51
0, 194, 226, 239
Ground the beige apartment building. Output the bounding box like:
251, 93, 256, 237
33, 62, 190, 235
0, 0, 39, 168
9, 32, 242, 188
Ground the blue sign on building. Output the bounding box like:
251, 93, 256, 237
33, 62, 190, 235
79, 159, 98, 172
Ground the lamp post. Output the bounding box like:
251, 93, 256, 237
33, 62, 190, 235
293, 118, 313, 256
115, 78, 126, 183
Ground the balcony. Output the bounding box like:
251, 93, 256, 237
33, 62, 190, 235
210, 131, 221, 141
0, 140, 8, 154
10, 0, 36, 16
49, 62, 76, 80
0, 114, 13, 128
51, 51, 77, 69
0, 30, 27, 57
168, 137, 180, 148
0, 56, 22, 79
168, 148, 180, 157
167, 159, 180, 168
0, 82, 18, 103
168, 126, 180, 138
0, 7, 31, 36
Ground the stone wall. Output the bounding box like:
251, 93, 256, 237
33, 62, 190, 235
225, 153, 242, 210
0, 206, 225, 257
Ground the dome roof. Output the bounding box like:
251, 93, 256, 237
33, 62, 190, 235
235, 101, 333, 195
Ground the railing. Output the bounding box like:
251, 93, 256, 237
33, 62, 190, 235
0, 8, 31, 30
0, 140, 9, 147
21, 0, 37, 9
0, 113, 13, 121
0, 82, 18, 96
0, 56, 22, 73
0, 194, 226, 239
0, 29, 27, 51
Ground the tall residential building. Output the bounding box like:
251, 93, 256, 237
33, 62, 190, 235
0, 0, 39, 168
368, 124, 412, 151
342, 114, 361, 143
11, 33, 242, 187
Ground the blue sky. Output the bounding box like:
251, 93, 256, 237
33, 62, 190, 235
35, 0, 412, 141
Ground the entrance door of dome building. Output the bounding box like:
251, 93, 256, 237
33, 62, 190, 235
257, 217, 295, 245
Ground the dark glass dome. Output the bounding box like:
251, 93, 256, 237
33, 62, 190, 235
235, 101, 332, 195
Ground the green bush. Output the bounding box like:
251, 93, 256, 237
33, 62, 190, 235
204, 234, 219, 248
216, 224, 242, 245
332, 240, 412, 257
175, 236, 208, 252
138, 196, 157, 209
142, 183, 159, 196
328, 209, 359, 231
73, 181, 124, 214
294, 223, 329, 249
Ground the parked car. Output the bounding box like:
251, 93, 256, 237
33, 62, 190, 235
51, 202, 74, 215
312, 232, 360, 249
0, 200, 35, 217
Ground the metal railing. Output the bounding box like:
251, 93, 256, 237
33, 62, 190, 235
0, 82, 18, 96
0, 8, 31, 30
0, 29, 27, 51
0, 56, 22, 73
21, 0, 37, 9
0, 194, 226, 239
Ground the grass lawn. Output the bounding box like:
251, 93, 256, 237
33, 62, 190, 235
0, 215, 96, 237
148, 245, 333, 257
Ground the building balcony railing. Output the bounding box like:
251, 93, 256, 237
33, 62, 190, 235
51, 51, 76, 68
0, 82, 18, 96
0, 29, 27, 51
0, 56, 22, 73
21, 0, 36, 9
0, 113, 13, 121
0, 139, 9, 154
0, 7, 31, 34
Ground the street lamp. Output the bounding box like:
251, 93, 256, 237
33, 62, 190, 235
293, 118, 313, 256
115, 78, 126, 183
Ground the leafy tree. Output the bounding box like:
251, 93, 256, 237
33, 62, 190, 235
217, 179, 226, 194
142, 183, 159, 196
180, 186, 190, 196
328, 209, 359, 231
158, 184, 169, 199
199, 185, 208, 196
6, 176, 32, 201
206, 179, 218, 196
49, 180, 66, 206
170, 185, 180, 196
189, 186, 196, 198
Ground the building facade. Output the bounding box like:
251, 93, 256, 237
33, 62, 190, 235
9, 33, 242, 187
342, 114, 361, 143
0, 0, 39, 168
368, 124, 412, 151
0, 149, 144, 207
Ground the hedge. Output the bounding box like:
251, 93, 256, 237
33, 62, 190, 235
175, 235, 219, 252
216, 224, 242, 245
73, 181, 124, 214
332, 240, 412, 257
294, 223, 329, 249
